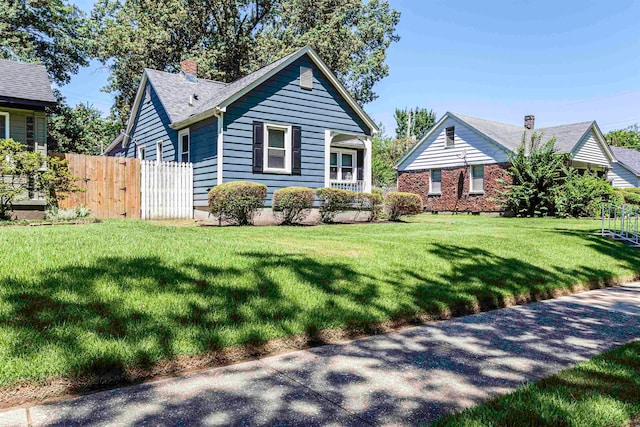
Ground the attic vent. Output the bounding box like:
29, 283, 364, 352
300, 66, 313, 90
144, 86, 151, 103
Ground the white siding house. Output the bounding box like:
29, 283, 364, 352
608, 146, 640, 188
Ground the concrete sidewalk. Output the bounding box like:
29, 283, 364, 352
2, 284, 640, 426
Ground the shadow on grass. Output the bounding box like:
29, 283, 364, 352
1, 225, 639, 418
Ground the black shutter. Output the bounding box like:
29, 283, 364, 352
253, 121, 264, 173
292, 125, 302, 176
357, 149, 364, 181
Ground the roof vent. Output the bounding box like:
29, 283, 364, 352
300, 66, 313, 90
524, 115, 535, 130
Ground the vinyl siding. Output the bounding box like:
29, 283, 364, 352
123, 81, 177, 161
608, 163, 639, 188
0, 107, 46, 154
572, 130, 610, 166
189, 117, 217, 207
222, 55, 370, 203
399, 117, 510, 171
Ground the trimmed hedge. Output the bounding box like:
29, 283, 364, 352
208, 181, 267, 225
355, 192, 384, 222
616, 188, 640, 207
385, 191, 423, 221
272, 186, 315, 225
316, 187, 355, 223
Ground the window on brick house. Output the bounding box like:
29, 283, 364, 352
430, 169, 442, 194
470, 165, 484, 193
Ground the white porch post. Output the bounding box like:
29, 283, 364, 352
324, 130, 332, 188
216, 111, 224, 185
364, 136, 372, 193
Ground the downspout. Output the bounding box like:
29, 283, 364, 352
214, 106, 226, 186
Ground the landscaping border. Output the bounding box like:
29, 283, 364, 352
1, 273, 638, 411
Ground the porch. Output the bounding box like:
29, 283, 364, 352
325, 130, 372, 193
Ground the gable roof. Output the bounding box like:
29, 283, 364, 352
396, 111, 613, 169
610, 146, 640, 176
145, 69, 227, 124
111, 46, 378, 152
0, 59, 56, 104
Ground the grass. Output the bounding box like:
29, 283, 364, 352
0, 215, 638, 392
432, 341, 640, 427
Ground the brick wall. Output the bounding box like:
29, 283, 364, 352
397, 163, 511, 212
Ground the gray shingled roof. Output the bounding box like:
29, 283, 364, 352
0, 59, 56, 103
610, 146, 640, 176
145, 69, 227, 124
179, 49, 303, 122
145, 48, 303, 125
450, 112, 594, 154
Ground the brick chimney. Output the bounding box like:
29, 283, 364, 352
524, 115, 535, 130
180, 59, 197, 77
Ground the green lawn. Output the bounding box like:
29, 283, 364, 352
0, 215, 638, 390
432, 341, 640, 427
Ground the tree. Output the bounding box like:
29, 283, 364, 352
371, 134, 416, 187
606, 124, 640, 151
394, 107, 437, 140
0, 0, 90, 85
90, 0, 400, 123
501, 133, 567, 217
47, 92, 119, 155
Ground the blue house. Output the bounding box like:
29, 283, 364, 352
104, 46, 378, 216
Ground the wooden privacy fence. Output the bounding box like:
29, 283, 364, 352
141, 160, 193, 220
56, 153, 140, 219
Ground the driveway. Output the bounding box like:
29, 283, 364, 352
2, 284, 640, 426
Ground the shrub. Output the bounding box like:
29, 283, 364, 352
272, 187, 315, 225
355, 192, 384, 221
316, 187, 355, 223
45, 206, 92, 221
500, 133, 567, 217
555, 171, 621, 218
385, 191, 423, 221
617, 189, 640, 207
208, 181, 267, 225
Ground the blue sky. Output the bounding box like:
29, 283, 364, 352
62, 0, 640, 135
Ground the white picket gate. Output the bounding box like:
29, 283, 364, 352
140, 160, 193, 220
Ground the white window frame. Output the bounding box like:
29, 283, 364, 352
178, 128, 190, 162
445, 126, 455, 148
0, 112, 9, 139
137, 145, 146, 160
263, 123, 292, 174
470, 164, 485, 194
156, 140, 163, 161
429, 169, 442, 194
329, 147, 357, 183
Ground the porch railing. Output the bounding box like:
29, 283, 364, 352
601, 203, 640, 247
330, 180, 365, 192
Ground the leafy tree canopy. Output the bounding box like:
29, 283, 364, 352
0, 0, 90, 85
394, 107, 437, 140
90, 0, 400, 123
47, 92, 120, 155
606, 124, 640, 151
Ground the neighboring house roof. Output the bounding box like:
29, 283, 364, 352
106, 46, 378, 154
396, 112, 613, 169
0, 59, 56, 104
610, 146, 640, 176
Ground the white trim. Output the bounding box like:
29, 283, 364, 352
178, 128, 190, 162
324, 130, 332, 187
429, 169, 442, 195
156, 140, 163, 160
170, 47, 379, 134
137, 145, 146, 160
217, 111, 224, 185
0, 112, 9, 139
263, 123, 292, 174
364, 136, 372, 193
469, 164, 485, 194
330, 147, 357, 183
